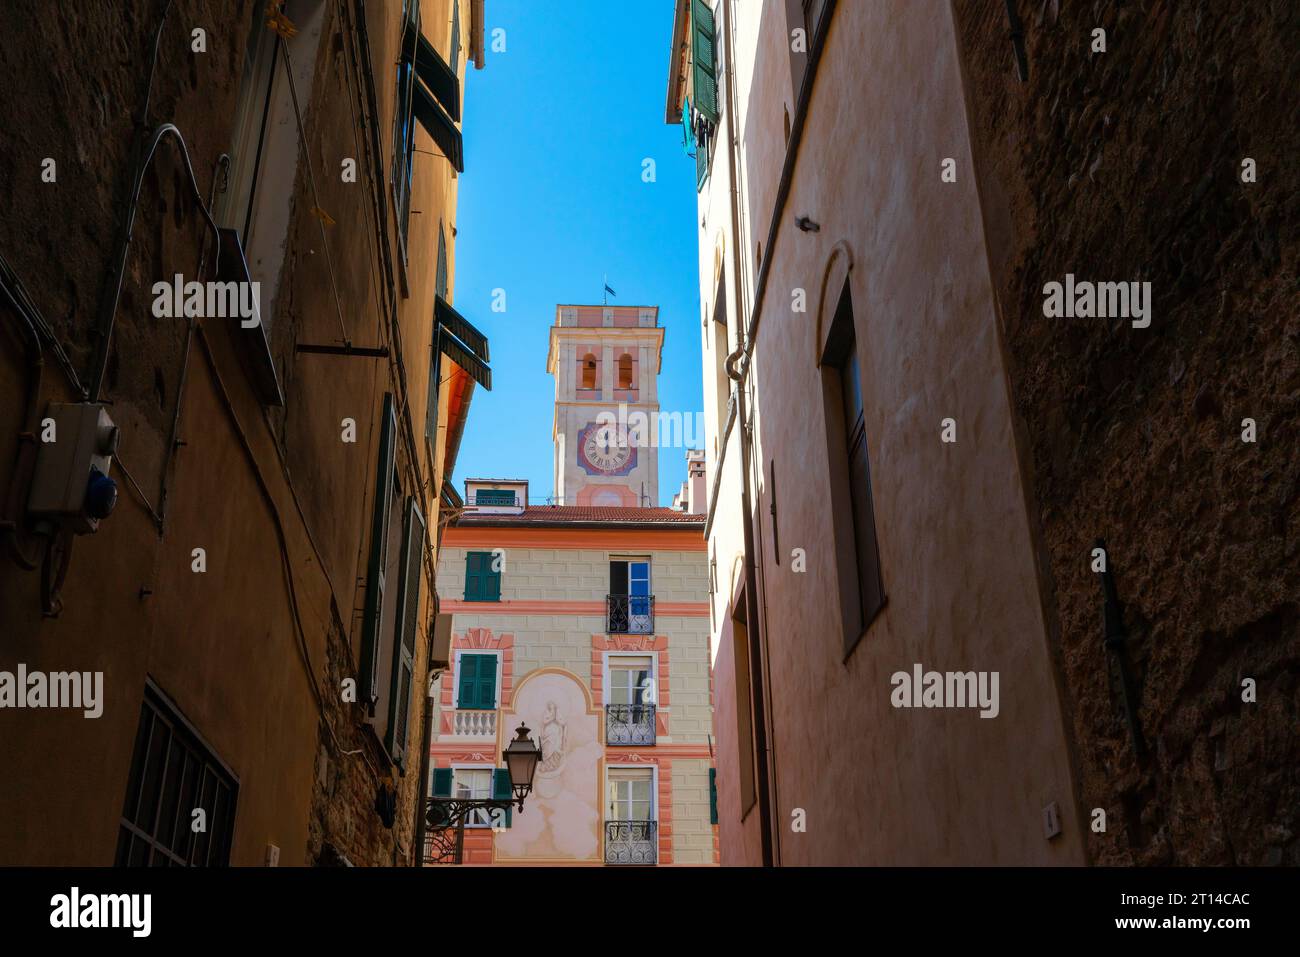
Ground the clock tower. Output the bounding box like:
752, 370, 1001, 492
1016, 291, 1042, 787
546, 304, 664, 507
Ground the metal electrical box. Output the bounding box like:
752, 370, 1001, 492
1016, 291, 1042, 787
27, 403, 120, 533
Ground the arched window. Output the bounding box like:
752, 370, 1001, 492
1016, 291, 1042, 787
618, 354, 634, 389
581, 353, 597, 390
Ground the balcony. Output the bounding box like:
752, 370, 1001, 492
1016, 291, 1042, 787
454, 710, 496, 737
606, 704, 656, 746
605, 820, 657, 865
606, 595, 655, 635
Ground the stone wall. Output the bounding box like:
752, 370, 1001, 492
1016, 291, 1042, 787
954, 0, 1299, 864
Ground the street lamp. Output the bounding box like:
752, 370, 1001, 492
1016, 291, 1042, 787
424, 722, 543, 864
502, 723, 542, 809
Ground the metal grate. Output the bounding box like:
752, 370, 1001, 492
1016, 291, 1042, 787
605, 820, 658, 865
115, 685, 238, 867
606, 704, 657, 746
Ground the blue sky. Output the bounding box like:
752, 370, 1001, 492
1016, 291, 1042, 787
449, 0, 703, 506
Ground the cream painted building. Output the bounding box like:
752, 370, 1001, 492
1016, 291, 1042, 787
426, 307, 716, 866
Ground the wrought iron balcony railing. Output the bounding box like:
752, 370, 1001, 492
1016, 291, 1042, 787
605, 820, 658, 865
606, 594, 654, 634
605, 703, 656, 746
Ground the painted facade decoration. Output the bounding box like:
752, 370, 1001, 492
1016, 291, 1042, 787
496, 670, 603, 863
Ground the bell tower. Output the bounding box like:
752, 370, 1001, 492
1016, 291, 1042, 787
546, 304, 664, 507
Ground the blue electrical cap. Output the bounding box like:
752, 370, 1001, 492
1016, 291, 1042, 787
85, 467, 118, 520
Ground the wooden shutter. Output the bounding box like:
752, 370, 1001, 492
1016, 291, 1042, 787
475, 655, 497, 708
464, 551, 485, 600
414, 29, 461, 123
413, 81, 464, 172
457, 654, 479, 708
492, 768, 512, 827
360, 394, 397, 714
429, 765, 453, 829
485, 557, 502, 601
691, 0, 719, 123
386, 497, 426, 769
433, 767, 453, 797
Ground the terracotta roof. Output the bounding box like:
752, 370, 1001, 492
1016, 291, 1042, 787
456, 505, 704, 527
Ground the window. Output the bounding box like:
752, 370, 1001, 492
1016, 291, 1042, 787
474, 488, 516, 506
689, 0, 719, 190
732, 596, 757, 817
116, 683, 237, 867
607, 768, 654, 821
821, 283, 885, 654
456, 653, 498, 709
426, 222, 448, 453
359, 394, 424, 769
608, 656, 654, 706
617, 354, 634, 389
431, 765, 512, 828
581, 353, 598, 390
453, 768, 494, 826
392, 0, 464, 265
709, 768, 718, 825
609, 558, 652, 634
392, 1, 421, 257
216, 1, 325, 321
463, 551, 501, 601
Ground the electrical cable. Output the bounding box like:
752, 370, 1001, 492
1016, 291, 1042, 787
277, 33, 350, 346
88, 122, 223, 402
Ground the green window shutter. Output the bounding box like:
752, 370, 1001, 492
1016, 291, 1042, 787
709, 768, 718, 824
696, 134, 711, 190
433, 767, 453, 797
691, 0, 719, 123
476, 655, 497, 708
457, 654, 479, 708
429, 766, 454, 828
360, 394, 397, 715
458, 654, 495, 709
386, 497, 426, 769
485, 560, 501, 601
464, 551, 485, 600
493, 768, 512, 827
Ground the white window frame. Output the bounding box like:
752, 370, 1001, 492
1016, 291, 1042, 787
450, 763, 496, 828
452, 648, 502, 710
602, 651, 659, 707
604, 763, 659, 825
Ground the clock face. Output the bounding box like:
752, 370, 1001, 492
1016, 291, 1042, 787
578, 421, 637, 476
